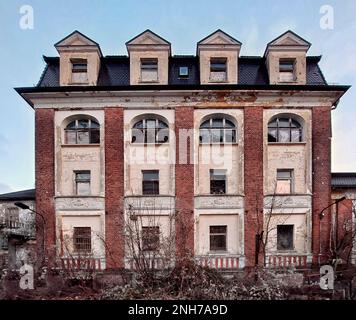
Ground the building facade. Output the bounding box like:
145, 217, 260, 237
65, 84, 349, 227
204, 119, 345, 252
13, 29, 351, 270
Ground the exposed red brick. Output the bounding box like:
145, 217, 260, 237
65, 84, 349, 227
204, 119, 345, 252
243, 107, 264, 267
35, 108, 55, 264
105, 107, 125, 269
312, 106, 332, 264
175, 107, 194, 258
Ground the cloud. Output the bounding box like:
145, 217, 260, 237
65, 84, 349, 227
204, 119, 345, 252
0, 183, 12, 194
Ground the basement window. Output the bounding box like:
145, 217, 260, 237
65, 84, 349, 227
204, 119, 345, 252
279, 59, 296, 82
210, 226, 227, 251
277, 225, 294, 251
71, 58, 88, 84
141, 58, 158, 82
142, 226, 160, 251
73, 227, 92, 253
210, 58, 227, 82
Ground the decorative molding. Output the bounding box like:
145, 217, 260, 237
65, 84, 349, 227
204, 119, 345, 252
124, 196, 175, 211
195, 195, 244, 209
55, 196, 105, 211
264, 195, 312, 209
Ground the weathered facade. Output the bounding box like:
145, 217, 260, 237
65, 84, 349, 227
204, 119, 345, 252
9, 29, 352, 271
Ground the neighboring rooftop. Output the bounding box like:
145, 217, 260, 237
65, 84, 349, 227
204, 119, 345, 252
331, 173, 356, 189
0, 189, 35, 201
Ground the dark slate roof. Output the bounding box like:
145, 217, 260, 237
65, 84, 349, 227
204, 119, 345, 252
0, 189, 35, 201
331, 173, 356, 189
37, 55, 327, 87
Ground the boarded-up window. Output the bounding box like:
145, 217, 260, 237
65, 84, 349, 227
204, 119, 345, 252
73, 227, 92, 253
279, 59, 295, 82
276, 169, 293, 194
141, 58, 158, 82
210, 226, 227, 251
71, 58, 88, 83
210, 58, 227, 82
142, 226, 160, 251
75, 171, 91, 195
277, 225, 294, 250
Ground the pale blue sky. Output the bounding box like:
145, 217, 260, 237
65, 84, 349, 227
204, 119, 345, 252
0, 0, 355, 193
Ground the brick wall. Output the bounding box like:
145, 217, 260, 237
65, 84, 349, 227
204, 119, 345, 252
175, 107, 194, 258
312, 106, 332, 264
244, 107, 264, 267
35, 108, 55, 264
105, 107, 125, 269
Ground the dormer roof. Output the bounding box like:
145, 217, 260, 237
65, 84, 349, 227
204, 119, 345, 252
264, 30, 311, 57
54, 30, 103, 57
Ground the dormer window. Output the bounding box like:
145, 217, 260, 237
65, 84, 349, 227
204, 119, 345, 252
179, 66, 189, 78
71, 58, 88, 84
210, 58, 227, 82
279, 59, 296, 82
141, 58, 158, 82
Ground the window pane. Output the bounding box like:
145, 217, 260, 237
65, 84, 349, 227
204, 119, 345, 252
143, 171, 159, 181
66, 121, 77, 129
268, 128, 277, 143
179, 66, 189, 77
211, 129, 223, 143
156, 128, 169, 143
77, 182, 90, 195
210, 226, 227, 234
291, 128, 301, 142
224, 120, 235, 128
146, 128, 156, 143
200, 120, 210, 129
142, 181, 159, 195
278, 128, 290, 143
76, 172, 90, 181
90, 129, 100, 144
73, 227, 91, 253
277, 225, 294, 250
277, 170, 292, 179
78, 120, 89, 129
212, 119, 223, 128
210, 226, 227, 251
66, 130, 77, 144
210, 58, 227, 72
132, 129, 144, 143
225, 129, 236, 143
146, 120, 156, 129
199, 129, 210, 144
133, 120, 144, 129
90, 121, 100, 129
278, 118, 290, 128
77, 131, 90, 144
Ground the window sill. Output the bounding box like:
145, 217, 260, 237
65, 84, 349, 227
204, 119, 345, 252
199, 143, 238, 146
208, 251, 229, 255
268, 142, 306, 146
139, 80, 160, 84
61, 144, 100, 148
68, 82, 90, 85
130, 142, 169, 146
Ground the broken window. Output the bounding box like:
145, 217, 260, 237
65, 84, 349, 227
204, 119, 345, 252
141, 58, 158, 82
71, 58, 88, 83
199, 117, 236, 144
276, 169, 293, 194
279, 59, 296, 82
277, 225, 294, 250
210, 169, 227, 194
65, 118, 100, 144
142, 170, 159, 195
75, 171, 91, 196
268, 117, 302, 143
73, 227, 92, 253
132, 118, 169, 144
210, 226, 227, 251
210, 57, 227, 82
141, 226, 160, 251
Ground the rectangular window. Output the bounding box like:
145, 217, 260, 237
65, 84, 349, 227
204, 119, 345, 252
277, 225, 294, 251
276, 169, 293, 194
210, 226, 227, 251
279, 59, 295, 82
179, 66, 189, 78
141, 226, 160, 251
141, 58, 158, 82
75, 171, 91, 196
210, 58, 227, 82
73, 227, 92, 253
5, 207, 19, 228
71, 58, 88, 83
210, 169, 227, 194
142, 170, 159, 195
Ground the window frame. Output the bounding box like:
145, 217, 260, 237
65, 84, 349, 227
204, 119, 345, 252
199, 117, 237, 145
131, 118, 169, 144
276, 169, 294, 194
75, 170, 91, 196
209, 57, 227, 82
142, 170, 159, 195
279, 58, 296, 82
65, 119, 100, 145
268, 117, 303, 143
210, 169, 227, 195
140, 58, 158, 82
277, 224, 294, 251
209, 225, 227, 252
73, 227, 92, 254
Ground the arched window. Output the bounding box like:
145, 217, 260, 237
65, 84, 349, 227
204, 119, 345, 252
65, 119, 100, 144
199, 117, 236, 144
268, 117, 303, 143
131, 118, 169, 144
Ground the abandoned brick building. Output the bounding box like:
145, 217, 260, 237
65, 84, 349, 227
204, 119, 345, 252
0, 29, 354, 271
